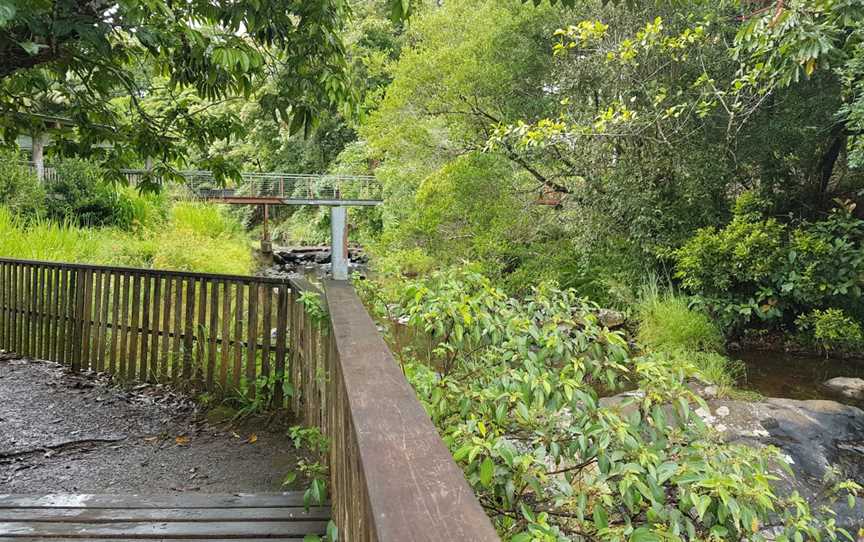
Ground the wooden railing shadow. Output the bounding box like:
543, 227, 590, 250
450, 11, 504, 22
0, 258, 499, 541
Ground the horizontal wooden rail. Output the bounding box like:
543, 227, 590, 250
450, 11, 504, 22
290, 281, 499, 541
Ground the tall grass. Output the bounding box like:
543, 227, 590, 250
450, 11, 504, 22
0, 203, 254, 276
637, 277, 723, 353
636, 276, 745, 395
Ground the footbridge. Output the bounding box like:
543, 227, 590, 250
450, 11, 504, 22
123, 169, 383, 280
0, 258, 499, 541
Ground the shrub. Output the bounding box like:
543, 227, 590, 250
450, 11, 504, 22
675, 195, 864, 333
0, 150, 46, 218
796, 308, 864, 354
386, 269, 853, 540
45, 158, 122, 227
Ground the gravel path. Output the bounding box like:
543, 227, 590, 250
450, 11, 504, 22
0, 354, 308, 494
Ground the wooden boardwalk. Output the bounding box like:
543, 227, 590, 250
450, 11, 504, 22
0, 493, 329, 540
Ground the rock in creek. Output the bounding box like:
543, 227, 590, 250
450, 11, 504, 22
824, 377, 864, 402
599, 385, 864, 528
265, 246, 369, 279
699, 397, 864, 528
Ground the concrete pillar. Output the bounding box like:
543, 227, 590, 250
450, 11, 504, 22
32, 131, 46, 181
260, 204, 272, 255
330, 206, 349, 280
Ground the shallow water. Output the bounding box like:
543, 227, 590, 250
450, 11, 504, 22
735, 350, 864, 402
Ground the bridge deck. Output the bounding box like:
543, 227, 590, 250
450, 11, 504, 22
0, 493, 329, 540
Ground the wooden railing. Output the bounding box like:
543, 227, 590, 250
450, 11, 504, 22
0, 258, 296, 401
0, 258, 499, 541
294, 281, 499, 541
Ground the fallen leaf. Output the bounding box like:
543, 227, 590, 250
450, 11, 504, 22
231, 432, 241, 439
144, 436, 158, 443
246, 434, 258, 444
175, 435, 190, 446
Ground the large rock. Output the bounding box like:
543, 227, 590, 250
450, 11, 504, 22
824, 377, 864, 402
698, 397, 864, 528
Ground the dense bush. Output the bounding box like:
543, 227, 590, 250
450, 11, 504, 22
675, 195, 864, 335
0, 150, 46, 218
796, 308, 864, 355
360, 269, 857, 540
45, 158, 127, 227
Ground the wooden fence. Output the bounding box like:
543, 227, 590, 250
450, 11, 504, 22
0, 257, 303, 401
0, 257, 500, 541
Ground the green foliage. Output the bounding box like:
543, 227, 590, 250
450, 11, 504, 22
637, 282, 724, 354
0, 0, 409, 170
387, 269, 851, 540
0, 200, 252, 275
44, 158, 128, 227
169, 202, 243, 239
0, 150, 45, 218
299, 291, 329, 326
796, 308, 864, 355
675, 195, 864, 333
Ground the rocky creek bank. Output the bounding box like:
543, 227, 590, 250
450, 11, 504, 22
604, 383, 864, 530
260, 246, 368, 279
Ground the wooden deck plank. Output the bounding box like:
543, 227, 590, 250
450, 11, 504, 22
0, 507, 331, 522
0, 538, 311, 541
0, 494, 313, 509
0, 521, 328, 537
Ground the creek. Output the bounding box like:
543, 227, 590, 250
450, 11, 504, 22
735, 349, 864, 405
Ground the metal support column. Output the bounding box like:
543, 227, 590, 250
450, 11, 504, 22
330, 206, 349, 280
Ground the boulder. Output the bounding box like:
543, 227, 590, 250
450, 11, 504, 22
597, 308, 626, 329
600, 389, 864, 528
823, 377, 864, 402
699, 397, 864, 528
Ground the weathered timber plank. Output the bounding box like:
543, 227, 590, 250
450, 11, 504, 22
324, 281, 500, 542
0, 507, 331, 523
0, 520, 328, 537
127, 273, 142, 380
220, 281, 231, 390
246, 282, 258, 399
232, 282, 244, 391
0, 494, 315, 509
139, 274, 152, 382
207, 280, 219, 389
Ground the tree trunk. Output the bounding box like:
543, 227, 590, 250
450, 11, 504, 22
817, 123, 846, 199
31, 131, 47, 181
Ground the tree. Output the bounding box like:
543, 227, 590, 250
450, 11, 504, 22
0, 0, 416, 181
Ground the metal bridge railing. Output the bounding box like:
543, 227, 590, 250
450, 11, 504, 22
128, 170, 382, 203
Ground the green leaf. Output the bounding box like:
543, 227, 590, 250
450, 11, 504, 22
479, 456, 494, 487
18, 41, 41, 55
593, 505, 608, 530
630, 527, 661, 542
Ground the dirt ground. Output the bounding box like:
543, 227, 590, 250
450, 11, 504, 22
0, 353, 309, 494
